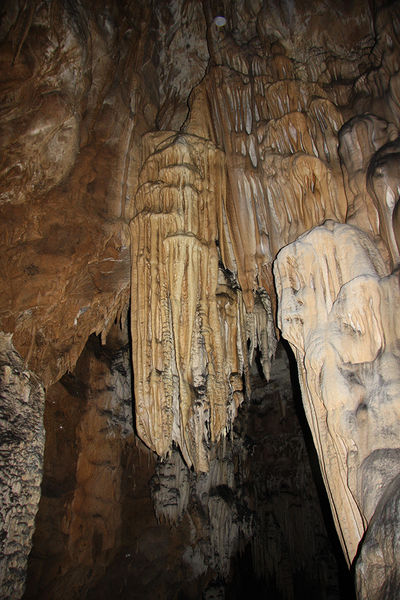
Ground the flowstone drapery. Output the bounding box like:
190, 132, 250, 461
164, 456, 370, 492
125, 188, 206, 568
130, 132, 247, 471
274, 220, 400, 570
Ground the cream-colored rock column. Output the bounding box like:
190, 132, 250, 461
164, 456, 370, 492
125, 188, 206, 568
274, 220, 400, 566
130, 132, 245, 471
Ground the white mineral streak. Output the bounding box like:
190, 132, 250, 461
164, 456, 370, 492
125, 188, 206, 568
274, 220, 400, 564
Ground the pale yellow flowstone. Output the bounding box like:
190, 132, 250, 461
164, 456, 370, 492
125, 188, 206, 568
274, 220, 400, 568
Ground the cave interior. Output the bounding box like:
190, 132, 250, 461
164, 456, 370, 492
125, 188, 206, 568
1, 1, 400, 599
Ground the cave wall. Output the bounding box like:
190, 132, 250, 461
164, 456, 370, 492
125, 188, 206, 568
0, 334, 44, 600
24, 326, 135, 599
0, 0, 400, 598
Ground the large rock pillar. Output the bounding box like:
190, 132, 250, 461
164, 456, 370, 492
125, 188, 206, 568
273, 221, 400, 577
0, 333, 45, 599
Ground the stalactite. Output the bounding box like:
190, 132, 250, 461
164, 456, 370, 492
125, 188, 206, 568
130, 132, 247, 471
245, 291, 276, 381
151, 449, 190, 524
150, 436, 252, 579
184, 21, 348, 318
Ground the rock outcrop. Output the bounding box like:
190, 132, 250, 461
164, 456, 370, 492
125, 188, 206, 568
0, 334, 44, 600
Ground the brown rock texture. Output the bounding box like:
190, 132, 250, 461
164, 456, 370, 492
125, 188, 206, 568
0, 333, 45, 600
0, 0, 147, 387
25, 327, 135, 599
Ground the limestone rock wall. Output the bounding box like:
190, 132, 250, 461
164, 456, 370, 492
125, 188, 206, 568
0, 334, 45, 600
25, 326, 135, 599
0, 0, 154, 387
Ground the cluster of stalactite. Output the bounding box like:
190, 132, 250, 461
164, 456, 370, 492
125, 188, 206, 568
130, 131, 275, 471
129, 0, 400, 498
127, 2, 400, 596
149, 344, 344, 597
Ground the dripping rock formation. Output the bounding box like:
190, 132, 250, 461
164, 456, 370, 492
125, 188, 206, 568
0, 0, 399, 598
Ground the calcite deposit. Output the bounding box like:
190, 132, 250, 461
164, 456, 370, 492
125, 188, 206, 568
130, 132, 247, 471
274, 220, 400, 564
0, 0, 399, 598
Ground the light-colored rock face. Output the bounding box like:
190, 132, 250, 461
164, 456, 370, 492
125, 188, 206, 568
0, 0, 400, 597
274, 221, 400, 565
355, 473, 400, 600
130, 132, 245, 471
